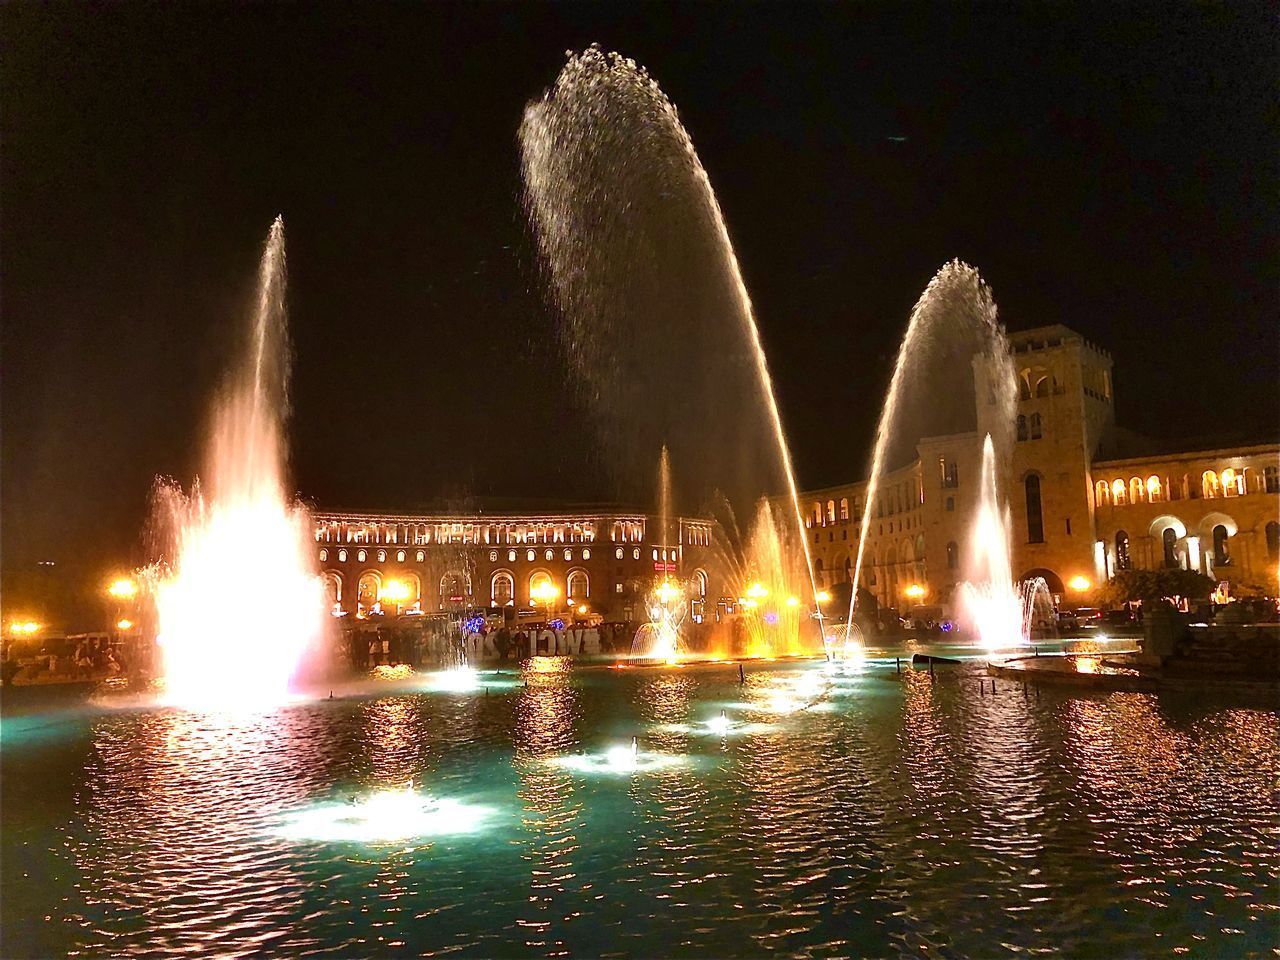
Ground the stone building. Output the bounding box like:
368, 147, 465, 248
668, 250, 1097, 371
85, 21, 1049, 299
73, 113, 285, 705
312, 508, 717, 624
797, 324, 1279, 613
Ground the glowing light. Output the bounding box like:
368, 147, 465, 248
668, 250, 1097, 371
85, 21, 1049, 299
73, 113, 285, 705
785, 595, 800, 607
116, 619, 134, 631
107, 577, 138, 600
656, 580, 680, 604
707, 710, 733, 735
577, 604, 589, 614
552, 737, 683, 776
428, 665, 480, 693
1069, 575, 1092, 592
745, 582, 769, 600
9, 620, 40, 635
274, 787, 492, 843
372, 664, 415, 681
904, 583, 925, 599
815, 590, 831, 604
380, 579, 411, 603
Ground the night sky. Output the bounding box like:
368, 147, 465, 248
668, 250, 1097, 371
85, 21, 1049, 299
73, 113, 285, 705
4, 3, 1276, 623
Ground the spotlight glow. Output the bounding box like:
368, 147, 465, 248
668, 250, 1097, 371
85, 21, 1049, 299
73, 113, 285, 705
275, 787, 493, 843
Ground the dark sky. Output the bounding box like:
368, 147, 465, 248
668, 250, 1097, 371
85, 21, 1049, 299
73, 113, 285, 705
4, 2, 1276, 618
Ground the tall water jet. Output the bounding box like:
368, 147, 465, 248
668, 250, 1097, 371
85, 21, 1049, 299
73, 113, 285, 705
956, 435, 1024, 649
148, 217, 326, 708
520, 46, 822, 645
846, 261, 1016, 634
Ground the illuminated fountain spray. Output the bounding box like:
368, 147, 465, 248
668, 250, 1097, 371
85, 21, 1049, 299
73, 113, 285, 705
956, 435, 1025, 649
149, 217, 326, 707
521, 46, 823, 651
846, 262, 1016, 640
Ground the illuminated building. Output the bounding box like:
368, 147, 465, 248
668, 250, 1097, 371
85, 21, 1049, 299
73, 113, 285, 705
312, 508, 716, 622
797, 325, 1279, 609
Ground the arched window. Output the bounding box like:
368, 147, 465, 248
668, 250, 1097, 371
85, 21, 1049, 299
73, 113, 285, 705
528, 570, 554, 603
338, 549, 348, 563
319, 548, 328, 562
582, 548, 591, 560
946, 541, 958, 570
632, 548, 640, 560
1018, 371, 1032, 400
1095, 480, 1110, 508
1266, 521, 1280, 560
1266, 466, 1279, 494
377, 549, 387, 563
1162, 527, 1178, 568
1030, 413, 1042, 439
1025, 474, 1044, 544
1220, 468, 1238, 497
324, 572, 342, 607
491, 571, 514, 605
1146, 475, 1162, 503
826, 500, 836, 524
839, 498, 849, 521
358, 571, 381, 611
1016, 415, 1028, 441
567, 569, 589, 600
694, 569, 708, 597
1129, 477, 1145, 504
1112, 479, 1127, 506
1034, 374, 1050, 398
1202, 471, 1219, 499
1115, 530, 1131, 571
1212, 524, 1231, 566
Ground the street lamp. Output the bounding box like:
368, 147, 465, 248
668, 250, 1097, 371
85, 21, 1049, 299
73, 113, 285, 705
107, 577, 138, 600
904, 583, 926, 600
531, 580, 559, 624
1068, 576, 1091, 593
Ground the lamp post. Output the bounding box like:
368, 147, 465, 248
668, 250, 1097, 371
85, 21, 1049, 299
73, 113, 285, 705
531, 581, 559, 627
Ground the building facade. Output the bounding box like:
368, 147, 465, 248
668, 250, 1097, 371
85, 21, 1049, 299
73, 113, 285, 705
798, 325, 1279, 612
313, 509, 717, 623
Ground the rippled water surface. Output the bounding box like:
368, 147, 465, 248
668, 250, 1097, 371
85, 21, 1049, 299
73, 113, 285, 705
4, 647, 1277, 957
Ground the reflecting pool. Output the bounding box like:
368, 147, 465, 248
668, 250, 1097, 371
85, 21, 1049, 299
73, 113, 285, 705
3, 643, 1276, 957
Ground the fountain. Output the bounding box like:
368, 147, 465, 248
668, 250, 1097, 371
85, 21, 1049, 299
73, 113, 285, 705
520, 46, 822, 652
630, 448, 691, 662
956, 434, 1027, 649
845, 261, 1017, 638
147, 217, 326, 708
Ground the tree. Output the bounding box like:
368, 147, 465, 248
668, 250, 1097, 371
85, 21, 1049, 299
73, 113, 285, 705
1097, 569, 1215, 608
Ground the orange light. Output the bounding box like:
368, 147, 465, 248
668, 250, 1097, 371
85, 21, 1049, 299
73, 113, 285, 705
108, 577, 138, 600
904, 583, 925, 599
1069, 576, 1091, 592
815, 590, 831, 604
116, 619, 134, 631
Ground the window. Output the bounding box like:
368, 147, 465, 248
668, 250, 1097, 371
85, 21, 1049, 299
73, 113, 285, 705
839, 498, 849, 521
1212, 525, 1231, 566
1030, 413, 1042, 440
1221, 468, 1240, 497
945, 497, 955, 512
615, 583, 623, 594
1112, 479, 1127, 506
357, 550, 367, 562
564, 549, 573, 561
841, 529, 847, 540
826, 500, 836, 524
377, 550, 387, 563
396, 550, 406, 562
940, 458, 958, 488
567, 570, 589, 600
1266, 521, 1279, 560
1115, 530, 1131, 571
1095, 480, 1110, 508
1129, 477, 1145, 504
1202, 471, 1219, 499
492, 571, 514, 605
1266, 466, 1279, 494
417, 551, 426, 562
1163, 528, 1178, 568
1025, 474, 1044, 543
527, 549, 536, 562
652, 549, 659, 561
615, 547, 624, 560
946, 541, 958, 570
338, 549, 347, 563
1146, 476, 1162, 504
632, 548, 640, 560
582, 549, 591, 560
545, 549, 554, 561
319, 549, 328, 562
1016, 415, 1027, 441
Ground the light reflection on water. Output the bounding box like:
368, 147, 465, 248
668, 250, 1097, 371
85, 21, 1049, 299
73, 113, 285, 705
1, 656, 1276, 958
